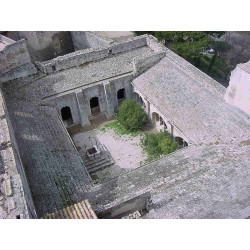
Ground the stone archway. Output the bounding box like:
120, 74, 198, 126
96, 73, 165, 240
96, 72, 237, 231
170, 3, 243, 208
61, 106, 73, 126
90, 97, 100, 116
117, 88, 126, 100
175, 136, 188, 148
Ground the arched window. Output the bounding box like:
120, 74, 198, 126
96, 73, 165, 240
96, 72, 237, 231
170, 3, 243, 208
61, 106, 72, 121
175, 136, 188, 148
90, 97, 100, 115
117, 88, 126, 100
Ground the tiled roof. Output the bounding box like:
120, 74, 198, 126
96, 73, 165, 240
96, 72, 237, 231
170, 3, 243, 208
42, 200, 98, 219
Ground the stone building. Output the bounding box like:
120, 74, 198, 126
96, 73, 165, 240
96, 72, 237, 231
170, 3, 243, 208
0, 31, 250, 219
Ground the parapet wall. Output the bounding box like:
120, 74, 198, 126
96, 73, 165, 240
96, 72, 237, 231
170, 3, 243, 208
35, 35, 148, 74
0, 34, 15, 46
0, 91, 36, 218
133, 51, 166, 76
0, 37, 37, 84
71, 31, 112, 51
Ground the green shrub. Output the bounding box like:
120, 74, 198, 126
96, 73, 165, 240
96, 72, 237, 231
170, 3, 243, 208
117, 99, 147, 131
142, 131, 179, 161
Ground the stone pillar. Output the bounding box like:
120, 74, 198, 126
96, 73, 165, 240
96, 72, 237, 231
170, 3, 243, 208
126, 82, 133, 99
170, 123, 174, 139
103, 81, 115, 118
146, 99, 150, 116
75, 90, 91, 126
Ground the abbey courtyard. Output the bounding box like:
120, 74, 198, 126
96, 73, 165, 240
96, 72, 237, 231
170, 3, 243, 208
0, 31, 250, 219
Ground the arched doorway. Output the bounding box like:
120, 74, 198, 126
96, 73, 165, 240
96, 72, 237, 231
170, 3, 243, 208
117, 88, 126, 106
175, 136, 188, 148
61, 106, 73, 126
90, 97, 100, 116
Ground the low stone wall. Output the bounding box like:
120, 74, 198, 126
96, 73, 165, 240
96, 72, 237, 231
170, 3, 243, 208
133, 51, 166, 76
0, 34, 15, 46
71, 31, 112, 51
0, 91, 37, 218
35, 35, 148, 74
0, 37, 37, 84
97, 191, 151, 219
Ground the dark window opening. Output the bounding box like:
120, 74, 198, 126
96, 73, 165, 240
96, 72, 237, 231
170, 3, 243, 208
175, 136, 188, 148
90, 97, 100, 115
160, 117, 164, 125
61, 106, 72, 121
16, 215, 21, 219
52, 65, 56, 71
117, 88, 126, 100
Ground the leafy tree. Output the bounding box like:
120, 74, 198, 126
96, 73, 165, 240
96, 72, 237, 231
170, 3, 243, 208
204, 31, 226, 38
143, 131, 179, 160
208, 41, 231, 71
117, 99, 147, 131
173, 36, 211, 66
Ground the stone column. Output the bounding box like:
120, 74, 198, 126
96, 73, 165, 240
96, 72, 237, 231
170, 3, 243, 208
75, 90, 91, 127
126, 82, 134, 99
103, 81, 115, 118
146, 99, 150, 116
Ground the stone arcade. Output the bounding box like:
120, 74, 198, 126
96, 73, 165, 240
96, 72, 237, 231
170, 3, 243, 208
0, 31, 250, 219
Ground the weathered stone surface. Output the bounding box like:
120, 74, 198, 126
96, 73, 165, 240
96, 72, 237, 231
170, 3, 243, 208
0, 90, 29, 219
224, 60, 250, 116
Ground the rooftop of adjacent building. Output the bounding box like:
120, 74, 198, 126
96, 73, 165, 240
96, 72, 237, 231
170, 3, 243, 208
237, 60, 250, 74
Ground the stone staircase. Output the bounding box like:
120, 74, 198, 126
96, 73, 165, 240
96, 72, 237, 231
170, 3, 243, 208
79, 145, 114, 174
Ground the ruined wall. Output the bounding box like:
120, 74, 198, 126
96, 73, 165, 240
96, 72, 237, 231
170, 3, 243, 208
224, 62, 250, 116
35, 35, 148, 74
18, 31, 75, 62
0, 36, 37, 84
71, 31, 112, 51
0, 91, 37, 218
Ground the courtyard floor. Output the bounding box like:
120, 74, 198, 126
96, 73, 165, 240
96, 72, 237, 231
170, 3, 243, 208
68, 116, 156, 184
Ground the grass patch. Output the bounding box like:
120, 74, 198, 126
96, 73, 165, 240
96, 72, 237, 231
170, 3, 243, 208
97, 120, 142, 136
141, 131, 180, 162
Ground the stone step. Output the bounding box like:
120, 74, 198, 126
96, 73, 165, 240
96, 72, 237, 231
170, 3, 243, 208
85, 157, 111, 170
79, 149, 114, 173
82, 152, 110, 167
87, 160, 114, 174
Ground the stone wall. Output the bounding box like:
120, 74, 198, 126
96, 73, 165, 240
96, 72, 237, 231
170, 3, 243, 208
133, 51, 165, 76
52, 74, 134, 127
0, 36, 37, 84
0, 34, 15, 46
98, 191, 151, 219
0, 91, 36, 218
35, 35, 148, 74
18, 31, 75, 62
224, 61, 250, 116
71, 31, 112, 51
133, 87, 190, 144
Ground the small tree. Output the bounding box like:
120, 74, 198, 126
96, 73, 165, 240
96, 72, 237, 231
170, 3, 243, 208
117, 99, 147, 131
143, 131, 179, 160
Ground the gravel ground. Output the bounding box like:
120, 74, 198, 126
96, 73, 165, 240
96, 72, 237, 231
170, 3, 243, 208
72, 126, 147, 170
